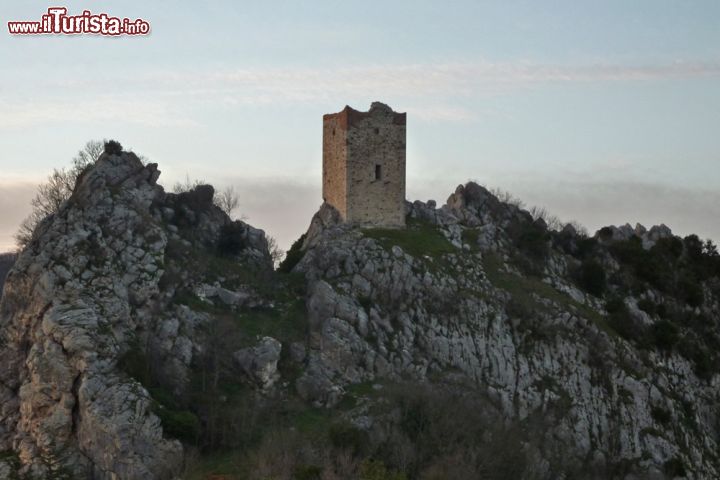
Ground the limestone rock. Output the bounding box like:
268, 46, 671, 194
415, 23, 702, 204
234, 337, 282, 390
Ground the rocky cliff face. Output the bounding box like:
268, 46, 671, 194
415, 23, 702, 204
1, 153, 719, 479
0, 152, 272, 479
293, 185, 720, 478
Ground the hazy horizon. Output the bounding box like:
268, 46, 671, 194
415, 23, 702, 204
1, 1, 719, 252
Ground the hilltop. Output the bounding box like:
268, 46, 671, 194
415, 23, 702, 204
0, 149, 719, 479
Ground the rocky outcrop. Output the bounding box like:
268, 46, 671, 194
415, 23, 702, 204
0, 253, 15, 297
234, 336, 282, 390
0, 151, 273, 479
292, 182, 720, 478
2, 150, 719, 479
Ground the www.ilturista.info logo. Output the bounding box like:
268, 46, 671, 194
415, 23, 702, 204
8, 7, 150, 36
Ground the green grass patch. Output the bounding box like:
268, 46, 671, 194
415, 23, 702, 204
291, 407, 334, 434
362, 219, 455, 259
461, 228, 480, 249
234, 298, 308, 345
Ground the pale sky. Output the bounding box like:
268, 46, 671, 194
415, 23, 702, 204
1, 1, 719, 252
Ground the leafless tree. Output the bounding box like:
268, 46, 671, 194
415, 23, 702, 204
488, 186, 525, 209
266, 235, 285, 267
215, 186, 240, 218
15, 140, 104, 249
172, 174, 207, 194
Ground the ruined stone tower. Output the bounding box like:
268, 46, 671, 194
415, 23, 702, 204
322, 102, 407, 227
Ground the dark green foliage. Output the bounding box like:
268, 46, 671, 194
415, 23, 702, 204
679, 339, 715, 380
637, 298, 667, 318
0, 451, 20, 479
651, 406, 672, 425
118, 342, 203, 444
605, 298, 647, 343
511, 221, 550, 260
654, 236, 684, 259
577, 259, 607, 296
576, 237, 598, 258
278, 233, 307, 273
678, 275, 704, 307
103, 139, 123, 155
359, 460, 407, 480
637, 298, 655, 315
118, 341, 152, 386
398, 396, 432, 441
0, 252, 16, 296
328, 422, 369, 455
155, 406, 201, 443
217, 222, 247, 256
294, 465, 322, 480
606, 234, 717, 309
663, 457, 687, 477
652, 320, 679, 350
610, 237, 672, 290
461, 228, 480, 248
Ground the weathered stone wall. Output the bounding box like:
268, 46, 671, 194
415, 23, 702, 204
346, 104, 406, 227
322, 102, 406, 228
322, 114, 348, 220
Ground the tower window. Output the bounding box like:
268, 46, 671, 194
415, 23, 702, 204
374, 128, 380, 134
332, 128, 336, 136
375, 164, 382, 180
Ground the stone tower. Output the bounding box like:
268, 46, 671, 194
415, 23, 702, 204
322, 102, 407, 227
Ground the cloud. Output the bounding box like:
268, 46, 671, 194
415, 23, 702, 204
0, 96, 198, 129
4, 59, 719, 128
2, 174, 717, 256
0, 181, 36, 252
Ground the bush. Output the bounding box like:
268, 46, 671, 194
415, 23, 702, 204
663, 457, 687, 478
652, 320, 679, 351
577, 259, 606, 296
278, 233, 307, 273
678, 275, 703, 307
217, 222, 246, 256
512, 222, 550, 260
328, 422, 369, 455
103, 139, 123, 155
606, 298, 647, 343
156, 407, 201, 444
359, 460, 407, 480
651, 406, 671, 425
294, 464, 322, 480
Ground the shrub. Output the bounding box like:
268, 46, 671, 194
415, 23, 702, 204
103, 139, 123, 155
294, 465, 322, 480
512, 222, 550, 260
598, 226, 614, 239
155, 407, 201, 444
678, 275, 703, 307
359, 460, 407, 480
217, 222, 246, 256
606, 298, 647, 343
577, 259, 606, 296
663, 457, 686, 477
652, 320, 679, 351
651, 406, 672, 425
278, 233, 307, 273
118, 342, 152, 386
637, 298, 656, 316
328, 422, 369, 455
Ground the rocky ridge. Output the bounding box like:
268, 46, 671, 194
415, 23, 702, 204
0, 153, 719, 479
